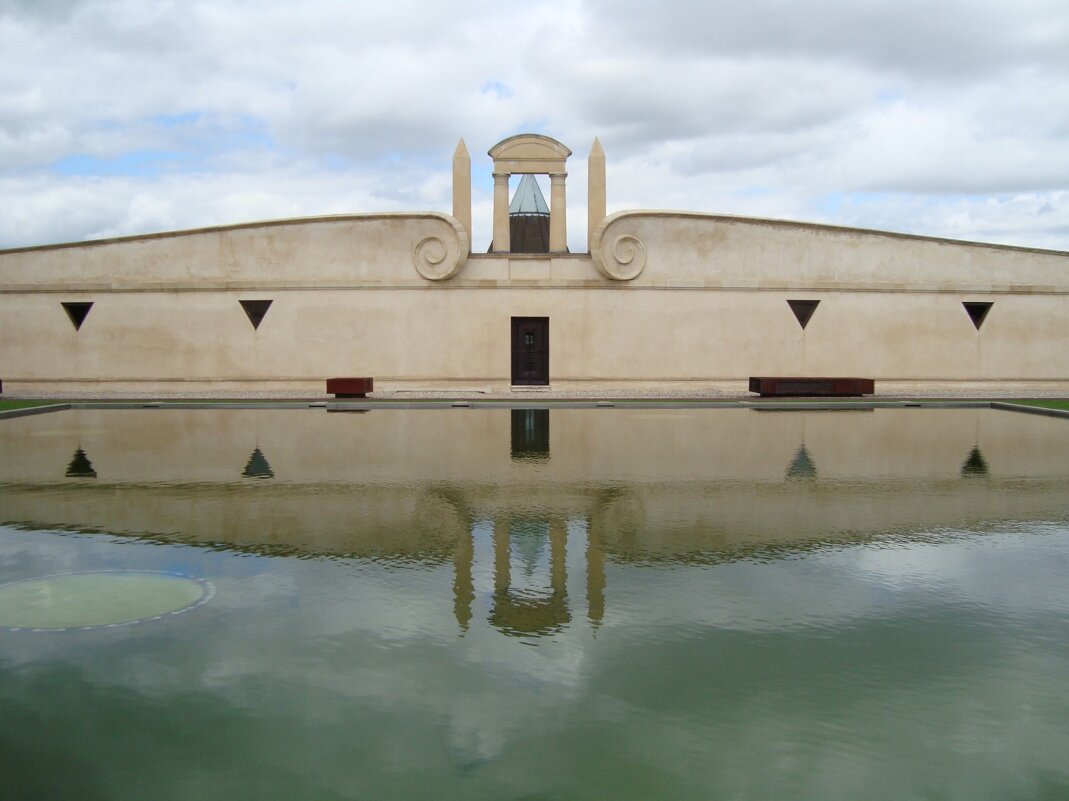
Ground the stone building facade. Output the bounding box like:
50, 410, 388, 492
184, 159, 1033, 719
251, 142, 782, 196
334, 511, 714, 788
1, 133, 1067, 394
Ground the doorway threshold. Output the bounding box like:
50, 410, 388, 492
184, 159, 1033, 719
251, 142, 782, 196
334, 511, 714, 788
511, 385, 551, 392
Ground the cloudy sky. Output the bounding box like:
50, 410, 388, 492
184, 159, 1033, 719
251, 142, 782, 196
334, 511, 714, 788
2, 0, 1068, 253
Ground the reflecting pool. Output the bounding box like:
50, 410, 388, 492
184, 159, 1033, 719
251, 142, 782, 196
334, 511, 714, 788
2, 407, 1069, 800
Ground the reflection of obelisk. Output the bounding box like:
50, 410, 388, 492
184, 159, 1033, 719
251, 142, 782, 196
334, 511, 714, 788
453, 522, 474, 631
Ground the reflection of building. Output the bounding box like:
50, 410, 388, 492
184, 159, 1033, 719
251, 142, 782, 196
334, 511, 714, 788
2, 133, 1069, 395
4, 407, 1069, 636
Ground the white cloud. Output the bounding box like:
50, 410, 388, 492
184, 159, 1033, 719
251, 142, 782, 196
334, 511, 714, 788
1, 0, 1067, 252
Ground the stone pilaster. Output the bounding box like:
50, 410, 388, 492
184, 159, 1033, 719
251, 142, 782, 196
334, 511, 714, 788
492, 173, 510, 253
550, 172, 567, 252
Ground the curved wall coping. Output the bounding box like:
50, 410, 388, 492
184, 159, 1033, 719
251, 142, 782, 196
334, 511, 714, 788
595, 209, 1069, 257
0, 211, 465, 256
6, 207, 1064, 260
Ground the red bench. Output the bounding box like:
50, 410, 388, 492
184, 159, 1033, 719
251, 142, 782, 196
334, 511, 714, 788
326, 377, 374, 398
749, 377, 874, 397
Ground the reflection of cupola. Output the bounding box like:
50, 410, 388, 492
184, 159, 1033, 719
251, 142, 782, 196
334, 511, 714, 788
452, 506, 605, 637
491, 589, 571, 637
491, 518, 571, 637
508, 175, 551, 254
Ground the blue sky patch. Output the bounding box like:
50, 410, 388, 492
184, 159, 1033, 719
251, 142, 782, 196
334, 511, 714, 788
49, 114, 278, 177
481, 80, 512, 99
153, 111, 203, 128
816, 191, 845, 215
732, 186, 775, 198
53, 150, 195, 177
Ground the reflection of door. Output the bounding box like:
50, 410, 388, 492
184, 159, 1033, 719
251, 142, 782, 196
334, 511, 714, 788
511, 409, 550, 460
511, 317, 549, 386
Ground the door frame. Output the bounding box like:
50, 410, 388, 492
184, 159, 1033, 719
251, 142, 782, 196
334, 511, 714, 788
510, 316, 550, 386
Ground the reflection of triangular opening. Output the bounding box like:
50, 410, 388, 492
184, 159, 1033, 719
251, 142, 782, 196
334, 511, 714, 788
961, 445, 989, 477
65, 448, 97, 478
239, 300, 273, 330
786, 445, 817, 480
787, 299, 819, 330
61, 302, 93, 331
963, 302, 992, 330
242, 447, 274, 479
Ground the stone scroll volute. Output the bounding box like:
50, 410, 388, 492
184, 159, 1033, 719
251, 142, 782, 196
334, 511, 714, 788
411, 214, 471, 281
591, 212, 648, 281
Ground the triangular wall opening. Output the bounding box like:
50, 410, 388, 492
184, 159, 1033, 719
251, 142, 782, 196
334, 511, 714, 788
61, 302, 93, 331
963, 301, 992, 330
239, 299, 273, 330
787, 299, 820, 330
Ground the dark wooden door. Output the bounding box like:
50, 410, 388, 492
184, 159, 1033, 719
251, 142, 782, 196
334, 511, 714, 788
511, 317, 549, 386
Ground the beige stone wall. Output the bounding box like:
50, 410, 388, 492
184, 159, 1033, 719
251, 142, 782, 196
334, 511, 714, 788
0, 212, 469, 287
592, 210, 1068, 290
1, 209, 1067, 390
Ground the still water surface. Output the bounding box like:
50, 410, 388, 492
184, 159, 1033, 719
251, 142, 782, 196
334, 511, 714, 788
1, 407, 1069, 800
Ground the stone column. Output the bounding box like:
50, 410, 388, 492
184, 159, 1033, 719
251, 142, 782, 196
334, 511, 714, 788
549, 173, 567, 252
452, 138, 471, 243
492, 173, 510, 253
587, 138, 605, 251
